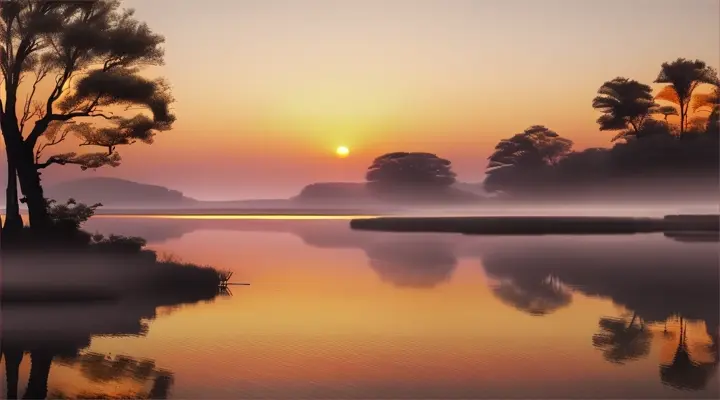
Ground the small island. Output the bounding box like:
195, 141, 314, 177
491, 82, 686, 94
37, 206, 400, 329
350, 214, 720, 235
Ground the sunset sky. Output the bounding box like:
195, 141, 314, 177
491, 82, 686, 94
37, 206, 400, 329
4, 0, 720, 199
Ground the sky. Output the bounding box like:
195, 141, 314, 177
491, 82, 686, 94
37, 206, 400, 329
5, 0, 720, 199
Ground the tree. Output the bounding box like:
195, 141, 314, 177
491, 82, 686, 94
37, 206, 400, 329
366, 152, 456, 189
0, 0, 175, 232
654, 58, 719, 135
655, 105, 679, 124
692, 86, 719, 134
592, 77, 657, 141
484, 125, 573, 194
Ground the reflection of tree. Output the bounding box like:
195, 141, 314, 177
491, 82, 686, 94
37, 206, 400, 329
2, 350, 57, 400
2, 270, 216, 400
54, 352, 174, 386
480, 236, 718, 329
49, 353, 174, 400
491, 275, 572, 316
592, 313, 652, 364
365, 239, 457, 288
480, 235, 719, 392
660, 317, 718, 391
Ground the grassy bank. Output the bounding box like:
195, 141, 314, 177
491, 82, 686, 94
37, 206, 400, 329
2, 233, 223, 303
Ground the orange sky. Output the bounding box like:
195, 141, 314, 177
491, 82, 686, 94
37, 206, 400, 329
2, 0, 719, 199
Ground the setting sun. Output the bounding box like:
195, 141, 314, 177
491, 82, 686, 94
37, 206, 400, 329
335, 146, 350, 158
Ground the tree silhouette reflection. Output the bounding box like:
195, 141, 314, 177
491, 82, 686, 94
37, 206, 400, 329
490, 275, 572, 316
660, 318, 718, 391
1, 254, 218, 400
364, 239, 457, 288
479, 236, 718, 390
592, 313, 652, 364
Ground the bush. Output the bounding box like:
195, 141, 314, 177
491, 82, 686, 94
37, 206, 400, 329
90, 234, 148, 253
46, 198, 102, 230
152, 253, 221, 289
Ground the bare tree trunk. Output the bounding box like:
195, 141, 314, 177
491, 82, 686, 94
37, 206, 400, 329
679, 100, 686, 136
2, 116, 51, 231
14, 143, 50, 231
3, 155, 24, 237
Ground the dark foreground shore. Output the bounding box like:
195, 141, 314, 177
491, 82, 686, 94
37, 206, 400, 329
350, 214, 720, 235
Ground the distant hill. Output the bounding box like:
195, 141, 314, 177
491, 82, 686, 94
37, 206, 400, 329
291, 182, 378, 204
292, 181, 484, 205
45, 177, 199, 207
38, 177, 484, 211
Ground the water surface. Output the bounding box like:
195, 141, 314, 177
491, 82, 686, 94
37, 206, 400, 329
2, 216, 718, 399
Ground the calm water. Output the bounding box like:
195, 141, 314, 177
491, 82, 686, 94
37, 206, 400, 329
2, 216, 719, 399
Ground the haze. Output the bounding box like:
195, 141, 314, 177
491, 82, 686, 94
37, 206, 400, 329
2, 0, 719, 200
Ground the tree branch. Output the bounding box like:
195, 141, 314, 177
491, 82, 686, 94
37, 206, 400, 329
35, 128, 70, 164
49, 110, 115, 122
21, 67, 50, 133
35, 156, 67, 169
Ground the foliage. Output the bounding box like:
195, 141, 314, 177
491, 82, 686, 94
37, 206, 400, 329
0, 0, 175, 230
483, 123, 718, 197
153, 253, 221, 288
654, 58, 719, 133
488, 125, 573, 169
692, 86, 720, 134
484, 125, 573, 194
0, 0, 175, 168
487, 58, 719, 198
592, 77, 657, 138
366, 152, 456, 188
46, 198, 102, 230
90, 233, 147, 253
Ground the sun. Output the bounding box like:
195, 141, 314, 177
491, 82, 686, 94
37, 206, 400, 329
335, 146, 350, 158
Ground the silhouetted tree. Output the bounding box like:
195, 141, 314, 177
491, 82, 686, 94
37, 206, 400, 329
484, 125, 573, 194
592, 313, 652, 364
654, 58, 719, 135
592, 77, 657, 141
692, 86, 720, 134
0, 0, 175, 232
654, 105, 679, 125
366, 152, 458, 201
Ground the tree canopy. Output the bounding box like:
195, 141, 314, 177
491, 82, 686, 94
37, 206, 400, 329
0, 0, 175, 230
592, 77, 657, 140
484, 125, 573, 194
654, 58, 719, 134
366, 152, 457, 188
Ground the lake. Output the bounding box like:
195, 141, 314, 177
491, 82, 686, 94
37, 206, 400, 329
2, 215, 719, 399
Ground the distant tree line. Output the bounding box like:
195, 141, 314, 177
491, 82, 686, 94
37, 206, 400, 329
364, 58, 718, 202
484, 58, 718, 199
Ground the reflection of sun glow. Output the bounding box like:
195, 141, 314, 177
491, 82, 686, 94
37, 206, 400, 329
93, 214, 373, 220
335, 146, 350, 157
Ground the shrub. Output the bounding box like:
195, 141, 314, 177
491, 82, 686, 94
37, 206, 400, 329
90, 234, 148, 253
46, 198, 103, 230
